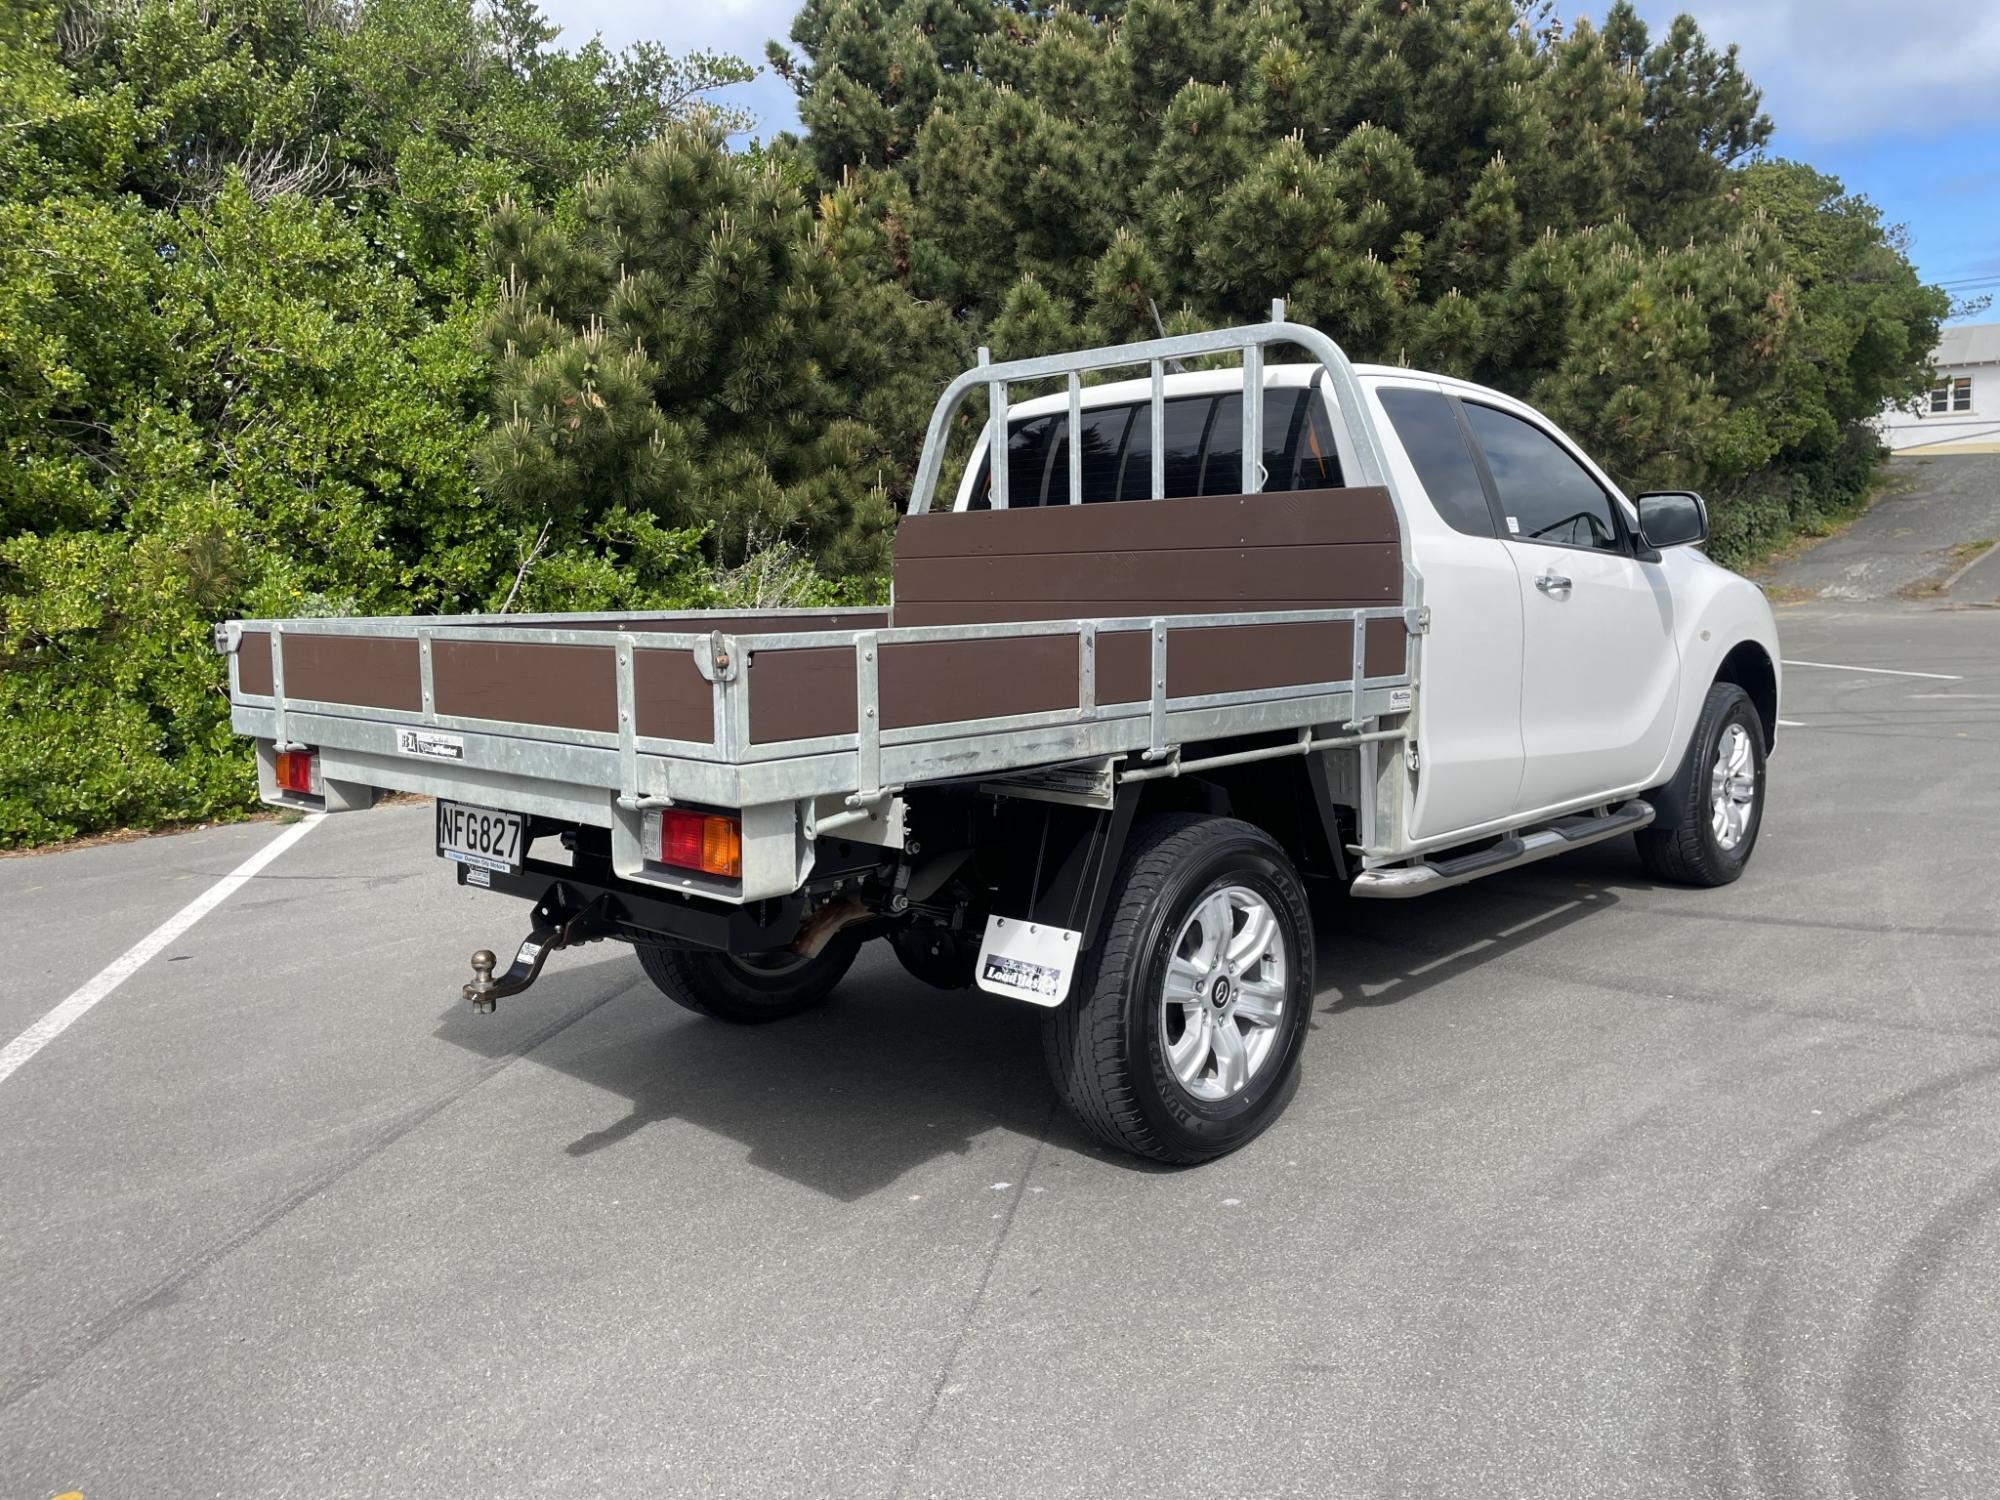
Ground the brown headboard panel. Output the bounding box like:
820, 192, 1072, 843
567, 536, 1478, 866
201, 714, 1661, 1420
861, 487, 1412, 720
891, 486, 1403, 626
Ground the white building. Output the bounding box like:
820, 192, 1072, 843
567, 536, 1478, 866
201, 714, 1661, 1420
1879, 322, 2000, 454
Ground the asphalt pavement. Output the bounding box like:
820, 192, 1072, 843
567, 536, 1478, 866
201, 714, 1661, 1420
3, 602, 1998, 1499
1762, 454, 2000, 601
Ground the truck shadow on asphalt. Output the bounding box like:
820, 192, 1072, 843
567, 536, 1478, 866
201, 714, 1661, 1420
1312, 843, 1644, 1015
432, 945, 1074, 1199
431, 843, 1654, 1200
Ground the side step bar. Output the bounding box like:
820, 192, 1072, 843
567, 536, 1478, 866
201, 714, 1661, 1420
1350, 799, 1655, 899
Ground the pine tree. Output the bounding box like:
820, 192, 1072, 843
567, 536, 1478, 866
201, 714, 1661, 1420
480, 121, 964, 580
776, 0, 1943, 535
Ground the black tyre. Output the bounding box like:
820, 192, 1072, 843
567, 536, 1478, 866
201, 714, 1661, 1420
1043, 814, 1314, 1164
634, 934, 860, 1024
889, 923, 978, 991
1636, 680, 1767, 887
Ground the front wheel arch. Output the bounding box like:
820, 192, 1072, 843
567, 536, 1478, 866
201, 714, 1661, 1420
1714, 640, 1778, 752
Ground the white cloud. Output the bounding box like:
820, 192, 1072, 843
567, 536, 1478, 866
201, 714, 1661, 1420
540, 0, 799, 57
546, 1, 2000, 146
1608, 0, 2000, 143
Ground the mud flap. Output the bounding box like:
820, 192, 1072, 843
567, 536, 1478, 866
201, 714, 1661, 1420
974, 915, 1082, 1006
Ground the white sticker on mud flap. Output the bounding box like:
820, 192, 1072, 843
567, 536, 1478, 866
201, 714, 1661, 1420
396, 728, 464, 760
975, 916, 1081, 1008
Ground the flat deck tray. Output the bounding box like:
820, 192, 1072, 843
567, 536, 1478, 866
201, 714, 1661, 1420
230, 488, 1409, 753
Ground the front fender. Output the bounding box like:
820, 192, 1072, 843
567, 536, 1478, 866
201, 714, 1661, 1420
1647, 550, 1782, 790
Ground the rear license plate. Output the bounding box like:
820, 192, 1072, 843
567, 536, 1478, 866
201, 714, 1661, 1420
436, 801, 524, 876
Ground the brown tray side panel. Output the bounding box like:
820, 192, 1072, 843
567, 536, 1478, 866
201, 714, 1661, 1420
1365, 622, 1410, 680
894, 543, 1399, 606
236, 631, 273, 696
1097, 631, 1151, 705
633, 649, 713, 743
748, 647, 858, 744
1165, 621, 1355, 698
895, 599, 1342, 628
894, 487, 1398, 559
433, 640, 617, 733
1095, 622, 1410, 705
283, 634, 422, 713
879, 636, 1080, 731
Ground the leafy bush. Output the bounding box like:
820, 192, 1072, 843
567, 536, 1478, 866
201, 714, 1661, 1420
0, 0, 758, 844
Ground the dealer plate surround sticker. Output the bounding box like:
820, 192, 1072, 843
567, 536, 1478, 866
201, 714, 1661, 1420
397, 728, 464, 760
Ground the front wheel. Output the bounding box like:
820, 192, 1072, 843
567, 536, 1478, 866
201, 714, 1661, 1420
1636, 680, 1767, 887
1043, 814, 1314, 1164
635, 934, 860, 1024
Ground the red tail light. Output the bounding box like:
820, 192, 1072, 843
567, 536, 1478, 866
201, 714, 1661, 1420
274, 748, 320, 796
643, 807, 743, 879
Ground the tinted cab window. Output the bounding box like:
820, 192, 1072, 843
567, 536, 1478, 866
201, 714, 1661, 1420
969, 387, 1340, 507
1461, 403, 1623, 552
1378, 387, 1494, 538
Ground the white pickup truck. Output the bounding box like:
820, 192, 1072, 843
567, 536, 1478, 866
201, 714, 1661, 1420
219, 307, 1779, 1163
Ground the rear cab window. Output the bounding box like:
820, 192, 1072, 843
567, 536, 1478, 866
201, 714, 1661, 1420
966, 386, 1343, 508
1376, 386, 1496, 538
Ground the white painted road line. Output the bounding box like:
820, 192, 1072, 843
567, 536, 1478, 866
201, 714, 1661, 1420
0, 814, 325, 1087
1782, 659, 1963, 682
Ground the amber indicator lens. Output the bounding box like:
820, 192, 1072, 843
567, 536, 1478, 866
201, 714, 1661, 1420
275, 749, 320, 796
646, 808, 743, 879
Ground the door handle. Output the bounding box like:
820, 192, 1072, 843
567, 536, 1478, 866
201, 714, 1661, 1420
1535, 572, 1572, 597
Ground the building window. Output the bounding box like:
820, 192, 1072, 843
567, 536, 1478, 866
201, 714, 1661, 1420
1930, 377, 1972, 414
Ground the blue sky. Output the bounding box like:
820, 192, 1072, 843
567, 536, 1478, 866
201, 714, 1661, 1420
542, 0, 2000, 320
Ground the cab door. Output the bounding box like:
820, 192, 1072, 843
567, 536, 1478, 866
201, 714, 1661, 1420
1457, 401, 1680, 815
1372, 384, 1526, 840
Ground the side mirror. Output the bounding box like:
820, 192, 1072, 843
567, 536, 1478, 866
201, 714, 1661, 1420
1636, 491, 1707, 552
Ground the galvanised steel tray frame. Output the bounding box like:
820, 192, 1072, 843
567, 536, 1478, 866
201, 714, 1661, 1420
909, 299, 1423, 607
223, 308, 1423, 901
225, 606, 1416, 798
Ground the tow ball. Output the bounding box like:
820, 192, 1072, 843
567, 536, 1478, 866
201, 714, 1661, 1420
462, 893, 608, 1013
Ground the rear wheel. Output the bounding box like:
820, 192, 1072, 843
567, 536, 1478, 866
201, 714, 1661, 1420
1043, 814, 1314, 1164
1636, 680, 1767, 887
635, 935, 860, 1024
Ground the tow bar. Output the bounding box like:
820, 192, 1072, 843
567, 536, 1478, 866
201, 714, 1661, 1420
463, 890, 610, 1013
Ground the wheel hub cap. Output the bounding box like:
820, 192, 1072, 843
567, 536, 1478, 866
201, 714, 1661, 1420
1161, 885, 1287, 1103
1709, 723, 1759, 852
